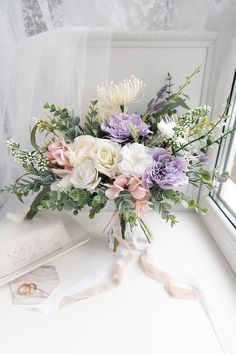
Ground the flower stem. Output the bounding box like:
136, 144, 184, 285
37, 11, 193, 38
138, 218, 152, 243
25, 186, 50, 220
120, 105, 124, 113
174, 100, 231, 154
113, 237, 118, 252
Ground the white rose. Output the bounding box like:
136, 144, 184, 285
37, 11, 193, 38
157, 118, 176, 138
65, 135, 96, 167
93, 139, 121, 177
118, 143, 152, 178
70, 157, 101, 190
51, 174, 72, 191
50, 169, 72, 191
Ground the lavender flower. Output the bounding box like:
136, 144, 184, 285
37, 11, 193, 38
101, 113, 150, 142
199, 155, 210, 165
147, 85, 167, 114
142, 147, 189, 189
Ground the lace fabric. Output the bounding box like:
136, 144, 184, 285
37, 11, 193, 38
0, 0, 236, 46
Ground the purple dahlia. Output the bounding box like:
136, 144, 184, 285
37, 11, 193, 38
142, 147, 189, 189
101, 113, 150, 142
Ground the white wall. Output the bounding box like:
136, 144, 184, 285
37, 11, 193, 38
84, 32, 216, 118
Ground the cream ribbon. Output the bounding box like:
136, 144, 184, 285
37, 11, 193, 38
132, 231, 235, 354
35, 214, 132, 313
34, 215, 235, 354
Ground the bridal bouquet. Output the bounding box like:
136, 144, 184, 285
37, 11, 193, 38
1, 68, 233, 246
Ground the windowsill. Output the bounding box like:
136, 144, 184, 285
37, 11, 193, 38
0, 211, 235, 354
200, 195, 236, 273
216, 178, 236, 223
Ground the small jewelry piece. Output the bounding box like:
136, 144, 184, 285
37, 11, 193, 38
17, 283, 37, 296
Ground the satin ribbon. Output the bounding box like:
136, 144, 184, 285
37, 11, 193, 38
34, 213, 132, 313
34, 214, 235, 354
131, 230, 235, 354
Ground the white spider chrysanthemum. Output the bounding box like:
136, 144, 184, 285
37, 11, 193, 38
157, 115, 177, 138
97, 75, 145, 121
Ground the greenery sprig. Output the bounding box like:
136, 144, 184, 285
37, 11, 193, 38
34, 103, 83, 142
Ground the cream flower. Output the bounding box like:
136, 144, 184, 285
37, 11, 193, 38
65, 135, 96, 167
118, 143, 152, 178
97, 75, 145, 122
70, 157, 100, 190
93, 139, 121, 177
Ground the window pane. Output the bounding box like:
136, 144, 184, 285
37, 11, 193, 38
230, 150, 236, 183
211, 70, 236, 226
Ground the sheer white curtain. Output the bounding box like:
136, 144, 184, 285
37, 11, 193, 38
0, 26, 111, 212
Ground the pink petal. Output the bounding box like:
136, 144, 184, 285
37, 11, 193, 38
105, 186, 121, 199
115, 175, 128, 188
130, 187, 147, 200
128, 177, 140, 190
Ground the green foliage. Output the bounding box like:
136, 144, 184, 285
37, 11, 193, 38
173, 99, 233, 155
128, 122, 139, 142
154, 96, 189, 120
25, 186, 51, 219
170, 65, 202, 99
68, 188, 88, 202
149, 187, 177, 227
149, 186, 208, 226
166, 72, 173, 97
25, 185, 108, 221
84, 100, 103, 137
180, 193, 208, 214
30, 124, 41, 151
35, 103, 83, 142
89, 188, 108, 218
187, 167, 229, 190
36, 187, 92, 214
0, 171, 55, 202
144, 67, 202, 133
115, 193, 138, 228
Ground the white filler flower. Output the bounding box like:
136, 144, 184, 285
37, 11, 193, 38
118, 143, 152, 178
157, 116, 176, 138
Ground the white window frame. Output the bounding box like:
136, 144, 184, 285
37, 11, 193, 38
199, 37, 236, 274
211, 74, 236, 226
